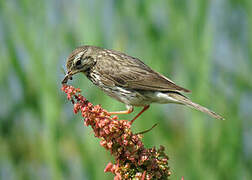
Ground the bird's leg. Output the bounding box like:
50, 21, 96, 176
130, 105, 150, 124
108, 105, 134, 115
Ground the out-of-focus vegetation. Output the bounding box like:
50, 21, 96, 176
0, 0, 251, 180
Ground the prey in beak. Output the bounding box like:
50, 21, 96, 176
61, 71, 73, 84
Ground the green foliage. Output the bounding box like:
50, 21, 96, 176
0, 0, 251, 179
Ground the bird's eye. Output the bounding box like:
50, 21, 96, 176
75, 59, 82, 67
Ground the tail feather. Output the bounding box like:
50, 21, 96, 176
168, 92, 225, 120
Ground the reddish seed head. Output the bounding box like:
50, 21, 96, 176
62, 84, 171, 179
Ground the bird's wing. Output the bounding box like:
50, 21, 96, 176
97, 50, 190, 93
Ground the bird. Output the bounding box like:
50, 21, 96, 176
62, 45, 224, 123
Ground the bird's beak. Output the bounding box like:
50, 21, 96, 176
61, 71, 73, 84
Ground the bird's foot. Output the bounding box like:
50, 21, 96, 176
108, 107, 133, 115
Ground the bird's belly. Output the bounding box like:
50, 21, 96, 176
87, 73, 181, 106
101, 86, 151, 106
99, 86, 182, 106
87, 72, 149, 106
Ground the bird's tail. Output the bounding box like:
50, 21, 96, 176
167, 92, 225, 120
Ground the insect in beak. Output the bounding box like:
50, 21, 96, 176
61, 71, 73, 84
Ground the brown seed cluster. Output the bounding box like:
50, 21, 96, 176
62, 84, 171, 180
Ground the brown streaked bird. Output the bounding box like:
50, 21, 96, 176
62, 45, 224, 122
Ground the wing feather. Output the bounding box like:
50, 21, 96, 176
96, 49, 191, 93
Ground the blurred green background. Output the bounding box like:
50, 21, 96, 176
0, 0, 252, 179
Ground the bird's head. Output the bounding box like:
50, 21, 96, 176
62, 46, 97, 84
